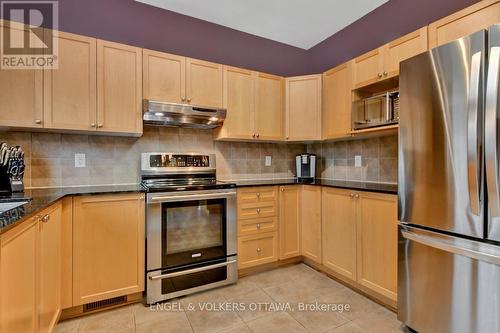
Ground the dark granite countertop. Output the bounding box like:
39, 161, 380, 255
0, 184, 145, 235
231, 178, 398, 195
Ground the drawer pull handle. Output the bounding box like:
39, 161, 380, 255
256, 208, 261, 214
256, 247, 262, 253
256, 193, 261, 198
41, 214, 50, 223
355, 194, 359, 198
257, 223, 261, 230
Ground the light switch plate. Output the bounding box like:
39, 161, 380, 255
265, 156, 272, 166
354, 155, 362, 168
75, 153, 86, 168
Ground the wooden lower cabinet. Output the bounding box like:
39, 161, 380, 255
321, 187, 357, 281
0, 202, 62, 333
73, 193, 145, 306
301, 185, 322, 264
238, 232, 278, 269
279, 185, 301, 259
356, 192, 398, 302
0, 217, 38, 333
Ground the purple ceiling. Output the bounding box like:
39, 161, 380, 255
2, 0, 481, 76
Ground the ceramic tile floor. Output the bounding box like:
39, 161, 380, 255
54, 264, 406, 333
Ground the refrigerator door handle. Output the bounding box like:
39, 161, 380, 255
467, 51, 483, 216
485, 46, 500, 218
401, 229, 500, 265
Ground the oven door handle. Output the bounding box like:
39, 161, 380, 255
148, 191, 236, 203
149, 259, 237, 280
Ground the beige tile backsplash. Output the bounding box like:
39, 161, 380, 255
0, 127, 305, 188
308, 134, 398, 183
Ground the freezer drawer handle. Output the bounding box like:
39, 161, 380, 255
149, 260, 237, 280
467, 51, 483, 216
485, 46, 500, 218
401, 230, 500, 265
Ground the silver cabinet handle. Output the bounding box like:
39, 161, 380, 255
486, 46, 500, 219
467, 51, 483, 216
285, 136, 289, 140
350, 193, 354, 198
256, 247, 262, 253
41, 214, 50, 223
181, 97, 186, 102
256, 134, 260, 139
90, 123, 96, 128
378, 73, 383, 78
280, 187, 284, 192
252, 133, 256, 138
401, 229, 500, 265
383, 71, 388, 76
34, 119, 42, 124
187, 98, 191, 103
355, 194, 359, 198
149, 191, 236, 203
257, 223, 261, 230
97, 123, 103, 128
256, 208, 261, 214
149, 260, 237, 280
256, 193, 261, 198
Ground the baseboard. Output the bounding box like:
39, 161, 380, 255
237, 256, 302, 277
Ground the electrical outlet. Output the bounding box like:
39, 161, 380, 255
354, 155, 362, 168
75, 153, 86, 168
265, 156, 272, 166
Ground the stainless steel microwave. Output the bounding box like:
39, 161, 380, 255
352, 90, 399, 130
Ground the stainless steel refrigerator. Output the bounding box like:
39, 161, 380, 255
398, 24, 500, 333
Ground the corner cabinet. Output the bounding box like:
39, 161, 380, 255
428, 0, 500, 48
0, 202, 62, 333
97, 40, 143, 135
322, 62, 352, 139
73, 193, 145, 305
352, 27, 427, 88
215, 67, 283, 141
285, 75, 322, 141
279, 185, 301, 259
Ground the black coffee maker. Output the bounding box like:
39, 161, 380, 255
0, 143, 25, 194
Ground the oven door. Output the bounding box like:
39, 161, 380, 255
147, 189, 237, 271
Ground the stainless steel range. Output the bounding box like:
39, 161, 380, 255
141, 152, 237, 304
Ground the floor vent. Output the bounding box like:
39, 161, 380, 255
83, 296, 127, 312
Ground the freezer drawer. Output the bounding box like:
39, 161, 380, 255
398, 225, 500, 333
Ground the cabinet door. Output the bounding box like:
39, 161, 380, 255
73, 193, 145, 305
352, 48, 383, 89
322, 62, 352, 139
285, 75, 322, 141
143, 49, 185, 103
255, 73, 283, 141
301, 185, 322, 264
97, 40, 142, 135
428, 0, 500, 48
44, 32, 97, 131
321, 187, 357, 281
357, 192, 398, 302
38, 202, 62, 333
0, 21, 43, 128
383, 27, 428, 78
279, 185, 301, 259
0, 218, 38, 333
186, 58, 223, 108
217, 66, 255, 140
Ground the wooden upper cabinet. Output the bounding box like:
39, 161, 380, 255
97, 40, 142, 135
285, 74, 322, 141
143, 49, 185, 103
38, 202, 62, 333
255, 73, 283, 141
279, 185, 301, 259
322, 187, 357, 281
186, 58, 223, 108
322, 62, 352, 139
73, 193, 145, 305
357, 192, 398, 302
301, 185, 322, 264
217, 66, 255, 139
429, 0, 500, 48
0, 21, 42, 129
44, 32, 97, 131
352, 48, 383, 88
0, 218, 38, 333
383, 27, 428, 77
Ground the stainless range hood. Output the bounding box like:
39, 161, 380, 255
143, 100, 226, 129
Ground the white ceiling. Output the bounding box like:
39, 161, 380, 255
136, 0, 389, 50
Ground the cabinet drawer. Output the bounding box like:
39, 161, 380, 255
237, 186, 277, 204
238, 201, 277, 220
238, 216, 277, 236
238, 232, 278, 269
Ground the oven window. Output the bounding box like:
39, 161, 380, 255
162, 199, 226, 268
